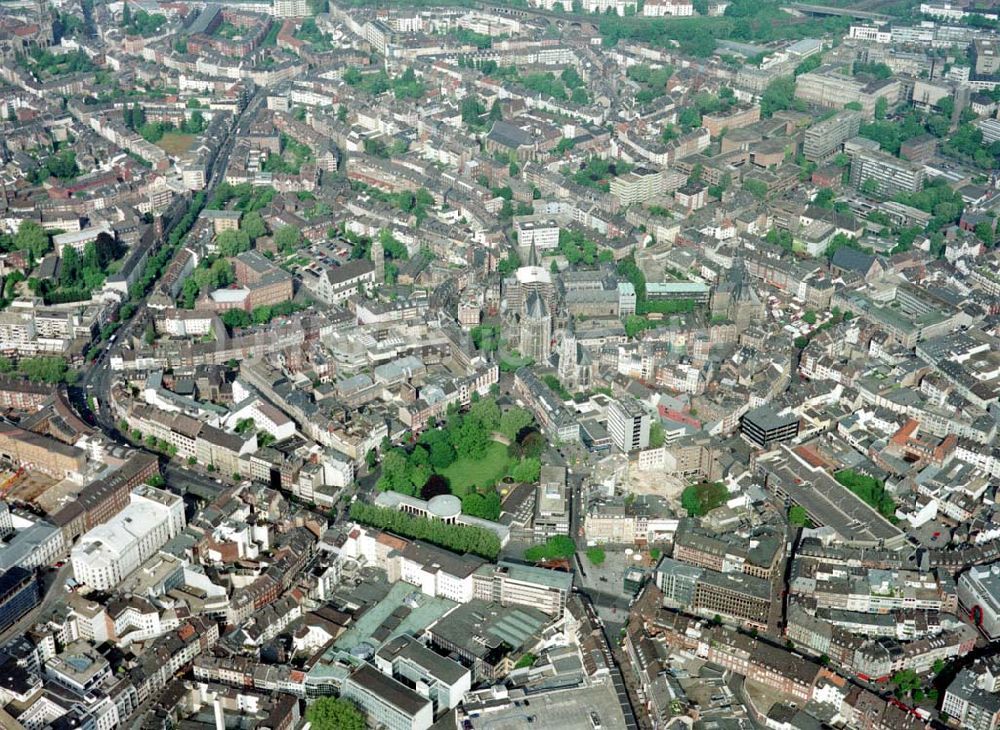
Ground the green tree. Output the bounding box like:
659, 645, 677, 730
649, 420, 665, 448
499, 407, 533, 440
461, 95, 486, 128
760, 77, 796, 117
242, 211, 267, 241
275, 225, 303, 252
222, 310, 251, 328
462, 489, 502, 520
305, 698, 365, 730
586, 546, 606, 565
743, 179, 768, 200
813, 187, 834, 209
681, 481, 728, 517
377, 448, 413, 495
453, 416, 488, 460
15, 220, 50, 260
469, 397, 501, 432
510, 457, 541, 483
418, 429, 457, 470
216, 229, 251, 256
976, 221, 995, 245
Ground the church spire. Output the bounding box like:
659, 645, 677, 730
527, 239, 539, 268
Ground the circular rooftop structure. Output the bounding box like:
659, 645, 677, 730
428, 494, 462, 520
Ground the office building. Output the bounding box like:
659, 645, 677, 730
959, 562, 1000, 640
608, 395, 651, 452
70, 486, 186, 591
426, 599, 549, 681
692, 570, 772, 630
534, 465, 570, 538
341, 663, 433, 730
803, 110, 862, 162
849, 147, 925, 197
655, 557, 703, 607
973, 40, 1000, 76
0, 566, 40, 633
942, 668, 1000, 730
740, 405, 800, 448
375, 635, 471, 713
472, 560, 572, 617
515, 219, 560, 251
795, 69, 900, 117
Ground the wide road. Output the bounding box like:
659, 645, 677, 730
73, 88, 267, 439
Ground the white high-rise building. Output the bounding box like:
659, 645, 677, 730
607, 395, 651, 453
71, 486, 185, 591
273, 0, 309, 17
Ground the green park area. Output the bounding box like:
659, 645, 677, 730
375, 396, 543, 521
437, 441, 512, 496
835, 469, 898, 523
155, 132, 196, 156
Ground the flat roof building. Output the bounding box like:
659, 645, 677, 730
341, 662, 433, 730
608, 395, 651, 453
958, 562, 1000, 640
740, 405, 799, 449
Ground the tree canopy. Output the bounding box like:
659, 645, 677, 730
305, 698, 365, 730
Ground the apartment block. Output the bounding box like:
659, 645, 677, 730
849, 147, 925, 197
610, 168, 666, 206
803, 110, 862, 162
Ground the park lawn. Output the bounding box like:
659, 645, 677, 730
438, 441, 511, 496
156, 132, 196, 156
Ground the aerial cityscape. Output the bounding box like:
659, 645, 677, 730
0, 0, 999, 728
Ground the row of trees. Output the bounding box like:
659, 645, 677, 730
349, 502, 501, 559
556, 229, 614, 266
616, 255, 700, 319
220, 300, 308, 329
209, 183, 275, 214
349, 182, 435, 226
305, 699, 364, 730
130, 191, 206, 301
520, 70, 589, 105
598, 2, 849, 58
626, 64, 674, 105
571, 157, 633, 193
524, 535, 575, 563
0, 356, 74, 384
